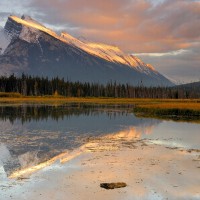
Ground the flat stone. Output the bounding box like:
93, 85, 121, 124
100, 182, 127, 190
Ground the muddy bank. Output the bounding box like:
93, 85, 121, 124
0, 133, 200, 200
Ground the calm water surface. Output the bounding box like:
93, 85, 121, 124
0, 104, 199, 177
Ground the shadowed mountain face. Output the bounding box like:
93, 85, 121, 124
0, 15, 174, 86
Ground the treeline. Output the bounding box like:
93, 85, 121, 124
0, 74, 199, 99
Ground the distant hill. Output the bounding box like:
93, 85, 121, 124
176, 81, 200, 90
173, 81, 200, 98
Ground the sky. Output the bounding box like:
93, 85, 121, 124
0, 0, 200, 83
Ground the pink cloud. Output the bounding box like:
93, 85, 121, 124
28, 0, 200, 53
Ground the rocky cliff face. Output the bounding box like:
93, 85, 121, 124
4, 17, 23, 39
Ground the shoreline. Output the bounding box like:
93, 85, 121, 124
0, 98, 200, 123
1, 133, 200, 200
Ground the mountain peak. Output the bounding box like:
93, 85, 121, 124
21, 15, 45, 27
8, 15, 57, 39
4, 15, 159, 73
21, 15, 33, 20
4, 15, 157, 71
0, 15, 174, 86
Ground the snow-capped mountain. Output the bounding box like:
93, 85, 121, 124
0, 15, 174, 86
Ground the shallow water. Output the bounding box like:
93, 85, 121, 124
0, 103, 199, 177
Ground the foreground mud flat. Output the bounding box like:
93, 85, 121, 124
0, 131, 200, 200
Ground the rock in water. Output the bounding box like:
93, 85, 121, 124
100, 182, 127, 190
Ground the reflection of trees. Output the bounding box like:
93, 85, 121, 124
0, 104, 133, 124
0, 104, 161, 177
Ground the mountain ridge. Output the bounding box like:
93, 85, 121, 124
0, 15, 174, 86
175, 81, 200, 89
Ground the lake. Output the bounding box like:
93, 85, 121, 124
0, 104, 200, 200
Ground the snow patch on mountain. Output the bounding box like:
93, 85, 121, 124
60, 33, 157, 75
81, 41, 157, 75
0, 27, 11, 54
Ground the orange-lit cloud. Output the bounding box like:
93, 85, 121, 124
24, 0, 200, 53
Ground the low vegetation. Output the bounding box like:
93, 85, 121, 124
0, 96, 199, 121
0, 92, 22, 98
134, 102, 200, 122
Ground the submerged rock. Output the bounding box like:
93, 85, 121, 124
100, 182, 127, 189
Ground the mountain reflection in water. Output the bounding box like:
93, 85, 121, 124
0, 104, 160, 177
8, 125, 156, 179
